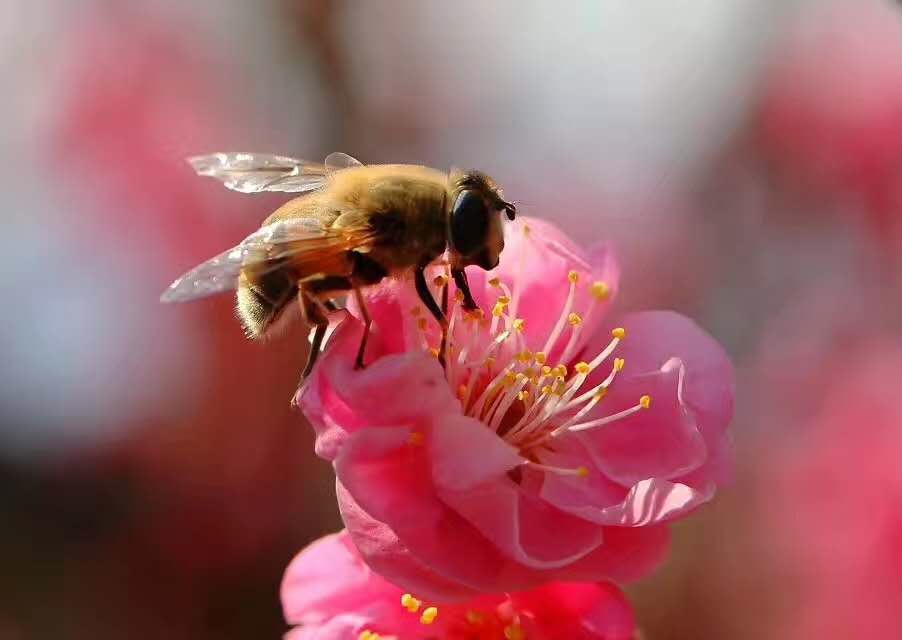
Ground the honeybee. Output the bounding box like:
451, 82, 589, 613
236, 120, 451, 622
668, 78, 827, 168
161, 151, 516, 382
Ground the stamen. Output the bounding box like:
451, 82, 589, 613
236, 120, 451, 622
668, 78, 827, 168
466, 611, 485, 625
563, 395, 652, 434
358, 631, 381, 640
540, 272, 579, 355
524, 461, 589, 478
586, 329, 625, 371
401, 593, 422, 613
504, 624, 525, 640
591, 280, 611, 300
420, 607, 438, 625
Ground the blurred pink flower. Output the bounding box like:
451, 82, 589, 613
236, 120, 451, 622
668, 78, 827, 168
282, 530, 636, 640
760, 345, 902, 639
757, 0, 902, 235
297, 217, 734, 599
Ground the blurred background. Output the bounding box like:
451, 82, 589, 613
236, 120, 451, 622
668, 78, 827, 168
2, 0, 902, 637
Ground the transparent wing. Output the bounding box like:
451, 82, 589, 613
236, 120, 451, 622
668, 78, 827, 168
324, 152, 363, 171
187, 151, 363, 194
160, 218, 355, 302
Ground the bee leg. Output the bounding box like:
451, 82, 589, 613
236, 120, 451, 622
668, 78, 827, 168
414, 265, 449, 367
297, 290, 332, 386
351, 284, 371, 370
451, 268, 479, 312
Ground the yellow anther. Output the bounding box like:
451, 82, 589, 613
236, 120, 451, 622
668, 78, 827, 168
515, 372, 527, 381
492, 303, 506, 317
454, 290, 465, 302
523, 224, 532, 235
541, 365, 552, 376
401, 593, 422, 612
541, 385, 552, 395
568, 312, 582, 326
433, 275, 448, 288
574, 361, 591, 375
551, 381, 566, 396
594, 388, 608, 401
534, 352, 547, 365
612, 327, 626, 340
488, 277, 501, 288
469, 308, 485, 321
503, 372, 518, 387
614, 357, 625, 371
408, 432, 425, 446
516, 349, 533, 363
553, 364, 568, 378
640, 395, 652, 409
517, 390, 530, 402
591, 280, 611, 300
420, 607, 438, 625
522, 368, 536, 379
466, 610, 485, 625
417, 317, 429, 331
358, 631, 377, 640
457, 384, 468, 400
568, 270, 579, 284
410, 306, 422, 316
576, 466, 590, 478
504, 624, 525, 640
429, 348, 440, 358
512, 318, 525, 332
497, 295, 511, 305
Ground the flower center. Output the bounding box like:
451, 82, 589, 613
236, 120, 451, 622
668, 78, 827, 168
414, 225, 651, 480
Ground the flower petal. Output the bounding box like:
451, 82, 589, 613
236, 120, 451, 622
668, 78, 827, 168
429, 413, 523, 490
573, 357, 708, 486
439, 479, 606, 569
281, 532, 376, 625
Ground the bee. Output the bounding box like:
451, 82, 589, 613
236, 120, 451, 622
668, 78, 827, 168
161, 151, 516, 382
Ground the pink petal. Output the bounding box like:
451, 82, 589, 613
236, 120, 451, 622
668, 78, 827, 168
334, 427, 537, 598
281, 532, 375, 625
554, 524, 671, 584
429, 413, 523, 490
538, 419, 714, 525
438, 479, 606, 568
574, 358, 708, 486
512, 582, 636, 640
298, 326, 458, 460
591, 310, 735, 442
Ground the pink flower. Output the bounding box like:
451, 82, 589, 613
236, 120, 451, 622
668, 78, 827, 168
297, 217, 734, 599
756, 0, 902, 234
282, 530, 636, 640
759, 344, 902, 639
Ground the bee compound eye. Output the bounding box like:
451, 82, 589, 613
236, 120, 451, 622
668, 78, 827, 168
450, 190, 489, 257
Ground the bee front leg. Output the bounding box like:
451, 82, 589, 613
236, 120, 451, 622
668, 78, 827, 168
451, 268, 479, 312
414, 265, 449, 367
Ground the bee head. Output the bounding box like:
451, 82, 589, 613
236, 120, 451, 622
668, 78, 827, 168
447, 170, 516, 271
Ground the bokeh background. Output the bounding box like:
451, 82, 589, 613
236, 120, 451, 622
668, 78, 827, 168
3, 0, 902, 638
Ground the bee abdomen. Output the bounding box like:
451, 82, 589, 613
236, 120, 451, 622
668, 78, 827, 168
236, 270, 297, 339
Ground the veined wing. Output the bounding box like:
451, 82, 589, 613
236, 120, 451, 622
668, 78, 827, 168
160, 218, 368, 302
187, 152, 362, 194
